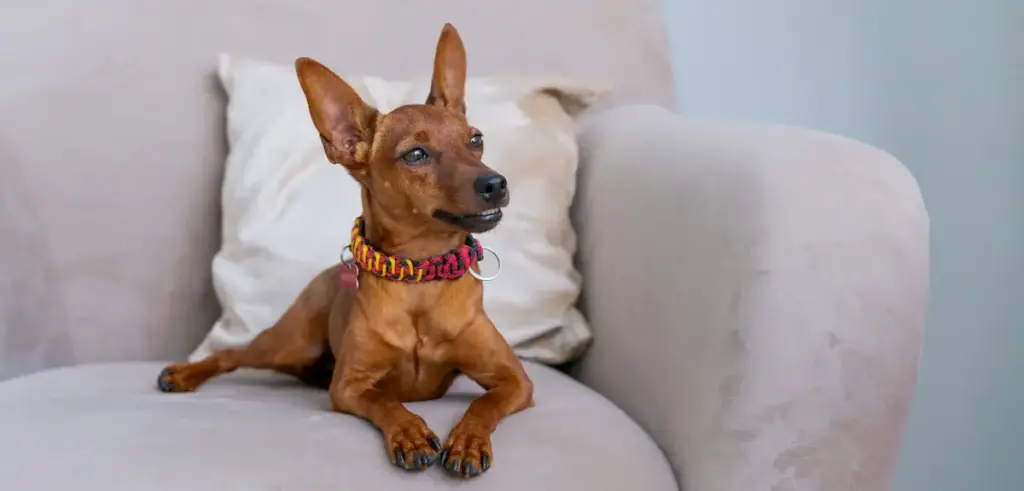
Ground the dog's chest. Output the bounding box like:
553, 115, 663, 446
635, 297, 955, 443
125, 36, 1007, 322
375, 292, 473, 356
382, 338, 456, 400
366, 283, 478, 399
376, 313, 461, 396
386, 314, 453, 362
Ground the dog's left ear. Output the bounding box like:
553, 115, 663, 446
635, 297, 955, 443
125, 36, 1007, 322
295, 57, 379, 176
425, 23, 467, 114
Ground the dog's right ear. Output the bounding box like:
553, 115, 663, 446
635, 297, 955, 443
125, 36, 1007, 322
295, 57, 378, 174
425, 23, 467, 114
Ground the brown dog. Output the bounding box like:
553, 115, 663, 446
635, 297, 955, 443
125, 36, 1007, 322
156, 24, 534, 479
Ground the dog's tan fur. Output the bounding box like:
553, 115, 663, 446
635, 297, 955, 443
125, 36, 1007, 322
157, 24, 533, 479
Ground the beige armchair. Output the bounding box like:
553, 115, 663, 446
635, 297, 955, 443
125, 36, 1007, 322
0, 2, 927, 490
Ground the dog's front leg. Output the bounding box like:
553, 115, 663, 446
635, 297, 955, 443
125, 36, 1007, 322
441, 317, 534, 478
329, 340, 442, 471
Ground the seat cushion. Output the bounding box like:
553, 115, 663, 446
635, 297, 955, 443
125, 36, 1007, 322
0, 361, 676, 491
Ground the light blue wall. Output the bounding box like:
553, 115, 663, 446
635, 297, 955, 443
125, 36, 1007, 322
659, 1, 1023, 489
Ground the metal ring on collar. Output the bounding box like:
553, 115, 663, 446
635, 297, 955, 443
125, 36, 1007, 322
340, 245, 354, 263
469, 246, 502, 282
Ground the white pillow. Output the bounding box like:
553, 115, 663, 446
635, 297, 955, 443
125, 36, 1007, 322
189, 55, 602, 365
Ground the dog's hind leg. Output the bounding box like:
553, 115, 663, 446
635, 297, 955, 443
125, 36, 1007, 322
156, 278, 335, 393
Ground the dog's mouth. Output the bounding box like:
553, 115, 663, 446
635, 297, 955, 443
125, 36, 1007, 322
432, 207, 504, 233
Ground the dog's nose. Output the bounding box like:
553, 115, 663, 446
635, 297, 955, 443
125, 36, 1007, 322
474, 172, 508, 205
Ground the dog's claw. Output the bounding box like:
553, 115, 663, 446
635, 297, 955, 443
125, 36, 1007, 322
429, 435, 442, 451
393, 448, 436, 471
442, 421, 493, 478
395, 450, 406, 468
156, 367, 175, 392
385, 417, 439, 472
156, 364, 207, 393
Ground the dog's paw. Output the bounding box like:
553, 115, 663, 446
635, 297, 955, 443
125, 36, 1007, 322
385, 415, 442, 472
156, 364, 200, 393
441, 420, 492, 478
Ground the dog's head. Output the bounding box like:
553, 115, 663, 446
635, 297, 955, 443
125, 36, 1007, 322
295, 24, 507, 235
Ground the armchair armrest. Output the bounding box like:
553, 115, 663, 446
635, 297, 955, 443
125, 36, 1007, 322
571, 105, 929, 491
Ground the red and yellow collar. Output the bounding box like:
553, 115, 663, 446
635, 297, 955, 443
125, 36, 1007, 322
347, 216, 485, 283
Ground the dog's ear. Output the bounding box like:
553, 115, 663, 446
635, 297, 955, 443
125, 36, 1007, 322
425, 23, 467, 114
295, 57, 379, 174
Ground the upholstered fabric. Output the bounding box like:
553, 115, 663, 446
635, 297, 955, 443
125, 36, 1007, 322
0, 0, 674, 379
571, 105, 929, 491
190, 55, 597, 366
0, 361, 676, 491
0, 97, 930, 490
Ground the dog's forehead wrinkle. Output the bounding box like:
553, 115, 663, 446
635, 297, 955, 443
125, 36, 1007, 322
381, 105, 469, 138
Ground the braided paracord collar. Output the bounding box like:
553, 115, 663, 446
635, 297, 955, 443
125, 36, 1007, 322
347, 215, 485, 282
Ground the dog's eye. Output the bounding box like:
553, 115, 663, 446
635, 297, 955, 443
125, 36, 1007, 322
401, 148, 429, 164
469, 134, 484, 149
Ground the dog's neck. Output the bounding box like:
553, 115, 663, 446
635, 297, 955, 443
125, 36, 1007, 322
360, 191, 469, 260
